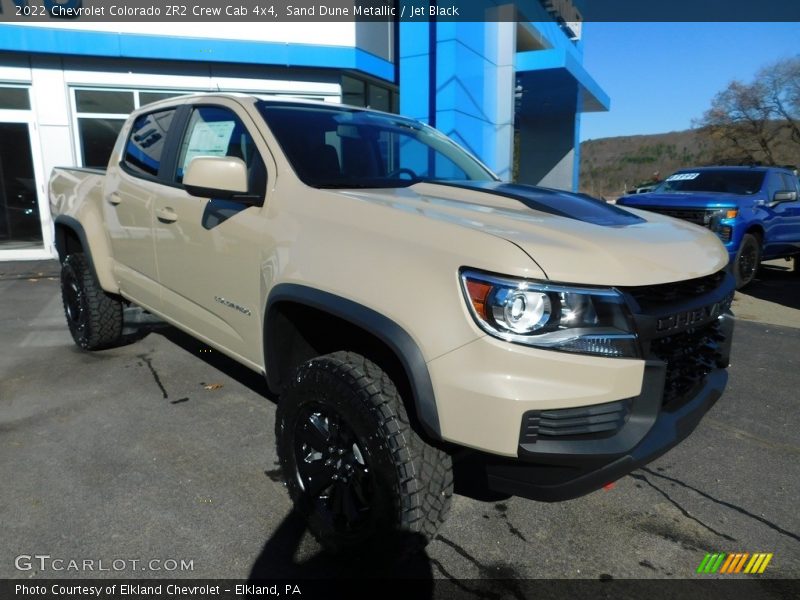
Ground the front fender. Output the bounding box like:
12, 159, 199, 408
264, 284, 442, 440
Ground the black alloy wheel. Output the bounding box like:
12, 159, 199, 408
292, 403, 374, 534
60, 253, 124, 350
735, 233, 761, 289
62, 264, 87, 337
276, 351, 453, 553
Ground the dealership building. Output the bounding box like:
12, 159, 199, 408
0, 2, 608, 260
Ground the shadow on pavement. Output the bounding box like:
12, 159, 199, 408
743, 261, 800, 310
248, 509, 434, 587
154, 326, 276, 400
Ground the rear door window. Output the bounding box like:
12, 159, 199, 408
122, 108, 176, 178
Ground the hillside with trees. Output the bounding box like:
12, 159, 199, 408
580, 55, 800, 199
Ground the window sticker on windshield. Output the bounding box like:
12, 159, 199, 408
666, 172, 700, 181
182, 120, 235, 171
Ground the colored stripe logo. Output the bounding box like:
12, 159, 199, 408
696, 552, 773, 574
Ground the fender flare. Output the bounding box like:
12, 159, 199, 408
54, 215, 96, 274
264, 283, 442, 440
53, 215, 119, 293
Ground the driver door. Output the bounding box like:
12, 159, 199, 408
153, 101, 271, 366
762, 171, 800, 258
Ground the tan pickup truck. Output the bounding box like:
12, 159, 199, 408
49, 93, 735, 552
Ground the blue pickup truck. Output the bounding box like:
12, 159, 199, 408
617, 166, 800, 288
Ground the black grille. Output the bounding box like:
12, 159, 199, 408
650, 320, 726, 406
624, 270, 727, 310
647, 207, 718, 227
521, 399, 631, 443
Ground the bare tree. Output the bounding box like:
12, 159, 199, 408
695, 55, 800, 165
760, 56, 800, 145
696, 80, 781, 165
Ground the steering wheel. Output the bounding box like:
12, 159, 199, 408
386, 167, 418, 180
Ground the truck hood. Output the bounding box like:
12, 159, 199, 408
617, 191, 742, 209
340, 181, 728, 286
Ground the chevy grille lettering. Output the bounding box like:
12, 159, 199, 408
656, 295, 732, 333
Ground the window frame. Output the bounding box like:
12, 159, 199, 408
170, 103, 268, 201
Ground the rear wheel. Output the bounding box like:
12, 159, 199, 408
276, 351, 452, 553
734, 233, 761, 289
60, 253, 124, 350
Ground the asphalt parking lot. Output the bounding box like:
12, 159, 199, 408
1, 261, 798, 584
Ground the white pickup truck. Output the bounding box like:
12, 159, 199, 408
49, 93, 735, 552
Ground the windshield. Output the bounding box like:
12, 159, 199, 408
257, 102, 497, 188
656, 169, 765, 195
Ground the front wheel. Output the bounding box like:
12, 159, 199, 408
734, 233, 761, 289
60, 253, 124, 350
276, 351, 453, 553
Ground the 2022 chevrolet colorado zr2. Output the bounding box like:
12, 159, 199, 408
50, 94, 735, 551
617, 166, 800, 288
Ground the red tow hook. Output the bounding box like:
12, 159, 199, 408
602, 482, 616, 491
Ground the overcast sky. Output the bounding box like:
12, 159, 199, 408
579, 22, 800, 141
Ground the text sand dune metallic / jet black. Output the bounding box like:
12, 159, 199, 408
49, 94, 734, 552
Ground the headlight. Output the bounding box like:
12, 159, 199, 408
460, 270, 639, 358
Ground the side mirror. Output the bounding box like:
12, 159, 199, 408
772, 190, 798, 204
184, 156, 253, 202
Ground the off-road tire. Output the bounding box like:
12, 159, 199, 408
734, 233, 761, 289
276, 351, 453, 553
60, 253, 124, 350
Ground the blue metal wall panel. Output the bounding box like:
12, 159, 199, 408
399, 22, 430, 123
0, 24, 395, 81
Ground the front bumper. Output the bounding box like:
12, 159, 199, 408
485, 357, 729, 501
485, 300, 734, 502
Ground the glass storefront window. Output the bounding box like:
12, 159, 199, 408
341, 76, 366, 107
77, 118, 126, 169
340, 76, 397, 113
0, 87, 30, 110
368, 83, 390, 112
73, 88, 191, 168
0, 122, 42, 249
140, 91, 188, 107
75, 89, 135, 114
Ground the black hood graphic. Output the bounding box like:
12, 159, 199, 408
434, 181, 645, 227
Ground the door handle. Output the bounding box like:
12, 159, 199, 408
108, 192, 122, 206
156, 207, 178, 223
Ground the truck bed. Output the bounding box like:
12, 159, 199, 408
49, 166, 107, 222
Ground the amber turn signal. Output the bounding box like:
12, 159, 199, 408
465, 280, 492, 319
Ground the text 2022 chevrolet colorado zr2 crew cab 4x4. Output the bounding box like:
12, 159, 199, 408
50, 94, 735, 551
